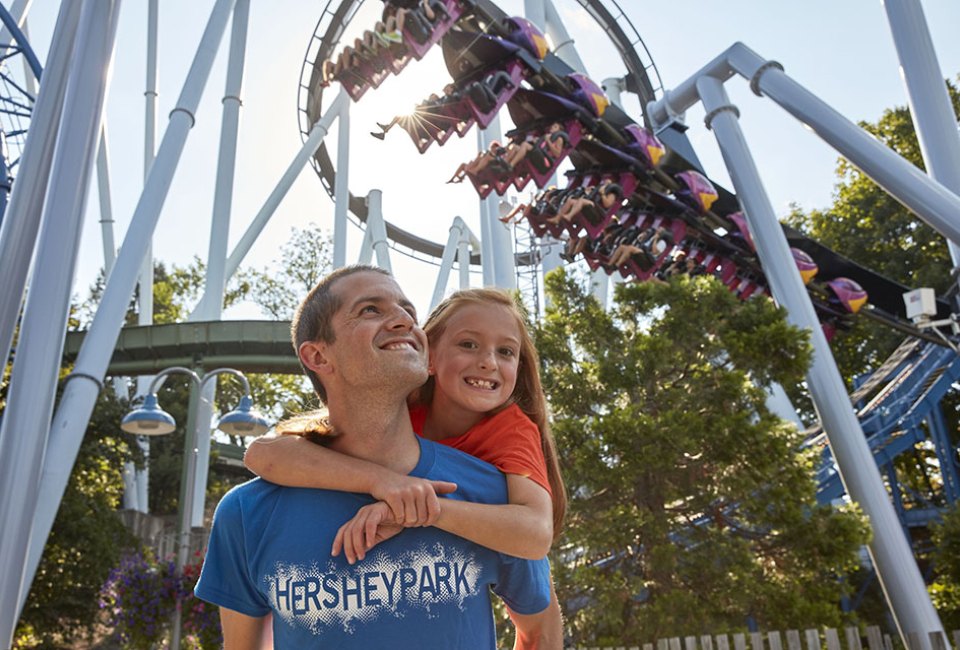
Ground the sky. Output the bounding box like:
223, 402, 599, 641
17, 0, 960, 319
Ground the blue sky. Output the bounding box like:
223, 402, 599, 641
20, 0, 960, 317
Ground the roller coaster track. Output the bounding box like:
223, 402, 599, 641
296, 0, 663, 266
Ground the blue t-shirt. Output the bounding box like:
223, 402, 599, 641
195, 436, 551, 648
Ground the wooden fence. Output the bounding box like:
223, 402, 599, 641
569, 626, 960, 650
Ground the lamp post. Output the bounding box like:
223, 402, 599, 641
120, 366, 269, 649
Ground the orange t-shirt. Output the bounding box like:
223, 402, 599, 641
409, 404, 551, 495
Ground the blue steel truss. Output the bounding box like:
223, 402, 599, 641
0, 1, 40, 230
812, 338, 960, 530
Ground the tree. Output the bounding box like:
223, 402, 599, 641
240, 223, 334, 319
930, 503, 960, 629
14, 391, 137, 648
538, 270, 869, 643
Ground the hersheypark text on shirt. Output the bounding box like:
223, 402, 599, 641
264, 544, 484, 633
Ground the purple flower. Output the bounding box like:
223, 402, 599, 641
98, 548, 222, 649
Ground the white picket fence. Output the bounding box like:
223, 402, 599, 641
569, 626, 960, 650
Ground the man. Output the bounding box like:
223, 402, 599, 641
195, 266, 559, 648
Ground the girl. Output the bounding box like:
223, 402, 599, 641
244, 288, 566, 565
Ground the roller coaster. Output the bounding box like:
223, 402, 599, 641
1, 0, 959, 643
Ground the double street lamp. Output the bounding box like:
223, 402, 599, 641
120, 366, 269, 648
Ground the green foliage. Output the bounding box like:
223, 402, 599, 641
239, 223, 334, 319
14, 392, 138, 648
539, 270, 869, 643
930, 504, 960, 629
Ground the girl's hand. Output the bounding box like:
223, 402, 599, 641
370, 475, 457, 527
332, 502, 403, 564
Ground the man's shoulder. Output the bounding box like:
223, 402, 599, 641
226, 476, 372, 501
219, 476, 278, 504
216, 477, 356, 516
417, 438, 508, 504
212, 478, 370, 541
212, 477, 275, 521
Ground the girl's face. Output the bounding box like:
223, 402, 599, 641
428, 302, 521, 426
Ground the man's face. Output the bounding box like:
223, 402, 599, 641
320, 271, 429, 397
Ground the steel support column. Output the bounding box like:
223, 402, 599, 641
432, 218, 466, 309
882, 0, 960, 268
0, 0, 80, 378
477, 114, 515, 288
333, 96, 350, 268
0, 2, 122, 640
360, 189, 393, 272
188, 0, 251, 529
697, 73, 944, 644
217, 90, 349, 286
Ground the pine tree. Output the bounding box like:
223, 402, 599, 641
539, 270, 868, 643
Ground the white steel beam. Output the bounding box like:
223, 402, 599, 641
96, 126, 116, 274
96, 124, 140, 512
432, 217, 477, 309
136, 0, 160, 398
647, 42, 960, 251
458, 236, 471, 290
476, 127, 495, 286
125, 0, 162, 515
882, 0, 960, 268
362, 189, 392, 273
0, 0, 80, 385
0, 2, 122, 641
187, 0, 251, 530
432, 217, 466, 309
477, 115, 515, 288
333, 95, 350, 268
218, 89, 349, 287
697, 72, 944, 645
145, 0, 158, 176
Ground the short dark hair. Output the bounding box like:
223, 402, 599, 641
291, 265, 391, 404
